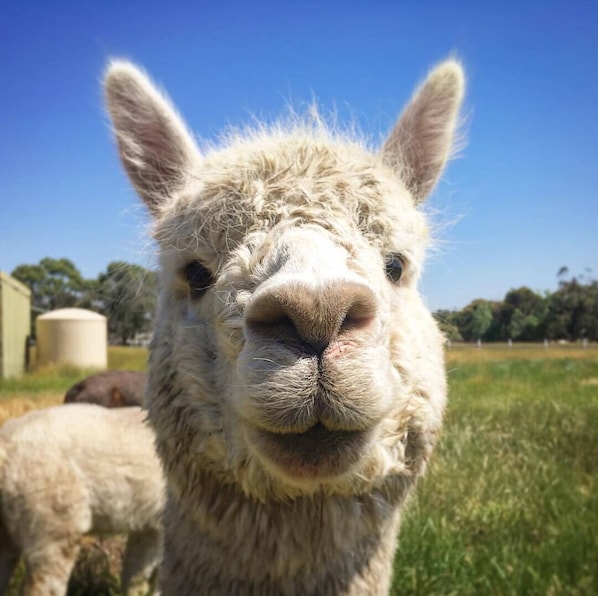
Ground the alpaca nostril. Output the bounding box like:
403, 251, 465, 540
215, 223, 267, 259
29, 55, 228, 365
249, 314, 320, 354
340, 313, 375, 336
245, 297, 330, 354
342, 295, 379, 330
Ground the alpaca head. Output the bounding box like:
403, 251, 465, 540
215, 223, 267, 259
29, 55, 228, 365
105, 61, 463, 501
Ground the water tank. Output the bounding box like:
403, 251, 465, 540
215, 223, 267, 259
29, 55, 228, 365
36, 308, 107, 369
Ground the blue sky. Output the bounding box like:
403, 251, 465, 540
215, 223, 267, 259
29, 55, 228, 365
2, 0, 596, 310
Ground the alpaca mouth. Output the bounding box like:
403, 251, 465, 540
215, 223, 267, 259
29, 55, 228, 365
253, 423, 368, 479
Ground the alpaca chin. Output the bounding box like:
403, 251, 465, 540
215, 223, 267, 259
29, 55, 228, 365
247, 422, 370, 481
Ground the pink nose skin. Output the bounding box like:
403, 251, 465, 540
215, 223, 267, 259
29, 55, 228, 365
322, 339, 359, 360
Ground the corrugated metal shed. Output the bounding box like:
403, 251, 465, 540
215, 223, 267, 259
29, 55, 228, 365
0, 271, 32, 379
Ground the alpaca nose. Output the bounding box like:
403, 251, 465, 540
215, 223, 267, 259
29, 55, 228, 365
245, 278, 378, 354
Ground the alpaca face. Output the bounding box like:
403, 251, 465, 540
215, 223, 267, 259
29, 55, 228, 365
105, 60, 463, 499
152, 141, 431, 492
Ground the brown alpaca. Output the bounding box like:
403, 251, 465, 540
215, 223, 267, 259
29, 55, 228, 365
105, 58, 464, 595
64, 370, 147, 408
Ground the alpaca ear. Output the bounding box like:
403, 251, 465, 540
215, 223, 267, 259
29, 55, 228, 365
104, 61, 201, 215
381, 59, 465, 203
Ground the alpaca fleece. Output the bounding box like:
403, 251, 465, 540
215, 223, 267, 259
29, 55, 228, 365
0, 404, 164, 595
105, 58, 465, 595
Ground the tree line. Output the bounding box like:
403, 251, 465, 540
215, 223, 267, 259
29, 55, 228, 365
435, 268, 598, 342
11, 257, 156, 345
12, 260, 597, 345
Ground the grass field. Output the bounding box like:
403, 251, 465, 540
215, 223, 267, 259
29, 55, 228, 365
1, 344, 597, 594
392, 343, 598, 595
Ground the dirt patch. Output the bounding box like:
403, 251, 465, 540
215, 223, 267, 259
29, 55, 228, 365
580, 378, 598, 387
69, 536, 126, 593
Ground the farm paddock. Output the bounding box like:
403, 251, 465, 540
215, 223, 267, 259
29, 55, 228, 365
1, 344, 596, 594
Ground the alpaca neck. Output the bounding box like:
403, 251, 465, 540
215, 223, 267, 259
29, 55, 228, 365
159, 474, 405, 595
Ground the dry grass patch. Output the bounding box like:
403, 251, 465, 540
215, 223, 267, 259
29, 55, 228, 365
446, 342, 598, 365
0, 393, 63, 426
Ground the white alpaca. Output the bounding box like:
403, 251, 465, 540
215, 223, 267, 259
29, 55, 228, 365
105, 59, 464, 595
0, 404, 165, 596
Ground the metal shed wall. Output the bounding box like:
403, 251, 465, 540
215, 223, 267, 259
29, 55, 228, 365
0, 271, 32, 379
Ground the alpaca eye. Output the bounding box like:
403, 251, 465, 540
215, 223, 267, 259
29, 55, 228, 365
384, 254, 404, 284
183, 261, 214, 299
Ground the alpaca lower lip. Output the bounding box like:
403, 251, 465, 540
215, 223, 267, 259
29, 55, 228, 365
255, 423, 367, 479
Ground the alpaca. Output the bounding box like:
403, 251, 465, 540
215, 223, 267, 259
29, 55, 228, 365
0, 404, 164, 596
64, 370, 147, 408
105, 58, 464, 594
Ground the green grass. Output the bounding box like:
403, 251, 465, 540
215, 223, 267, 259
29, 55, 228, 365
106, 346, 148, 371
0, 347, 148, 398
391, 352, 598, 595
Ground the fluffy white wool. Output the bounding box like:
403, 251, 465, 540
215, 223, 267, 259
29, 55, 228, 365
0, 404, 164, 595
